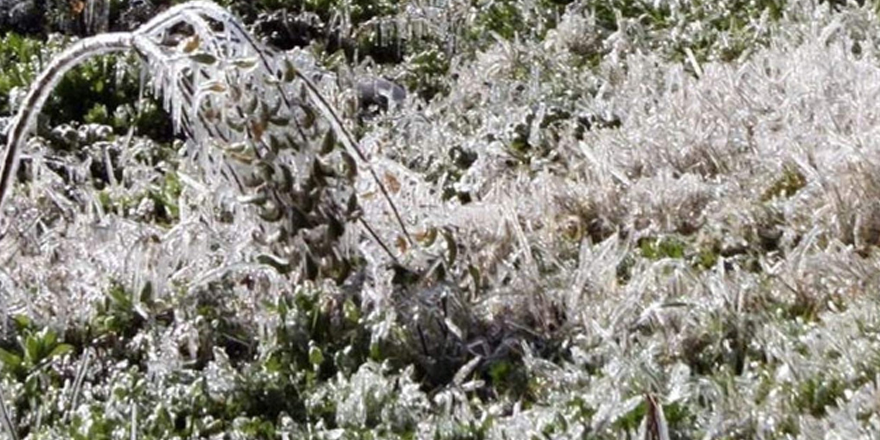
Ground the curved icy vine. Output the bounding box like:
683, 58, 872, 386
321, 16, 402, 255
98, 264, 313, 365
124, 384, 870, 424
0, 1, 412, 272
0, 33, 134, 211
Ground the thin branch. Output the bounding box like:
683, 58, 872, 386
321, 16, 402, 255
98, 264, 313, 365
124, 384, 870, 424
137, 1, 415, 249
295, 69, 415, 246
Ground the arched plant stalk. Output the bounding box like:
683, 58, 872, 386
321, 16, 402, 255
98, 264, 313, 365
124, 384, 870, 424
0, 32, 134, 210
0, 1, 411, 267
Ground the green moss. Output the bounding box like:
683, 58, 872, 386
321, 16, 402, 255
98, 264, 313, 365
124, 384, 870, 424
636, 234, 726, 272
0, 33, 174, 143
97, 170, 182, 225
403, 48, 450, 101
613, 399, 646, 431
473, 0, 525, 41
761, 166, 807, 202
0, 33, 45, 115
148, 171, 183, 225
792, 374, 847, 417
640, 236, 687, 260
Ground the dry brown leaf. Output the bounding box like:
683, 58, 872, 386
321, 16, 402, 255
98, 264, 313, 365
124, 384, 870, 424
384, 172, 401, 194
181, 35, 201, 53
414, 228, 438, 246
250, 120, 266, 140
70, 0, 85, 15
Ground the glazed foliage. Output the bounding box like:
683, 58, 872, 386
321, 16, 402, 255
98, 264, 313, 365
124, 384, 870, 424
2, 0, 880, 439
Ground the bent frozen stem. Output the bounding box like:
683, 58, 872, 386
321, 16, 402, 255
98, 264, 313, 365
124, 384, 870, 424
0, 32, 135, 211
0, 1, 412, 260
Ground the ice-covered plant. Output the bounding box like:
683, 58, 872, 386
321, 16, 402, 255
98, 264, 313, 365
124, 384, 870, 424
0, 0, 410, 281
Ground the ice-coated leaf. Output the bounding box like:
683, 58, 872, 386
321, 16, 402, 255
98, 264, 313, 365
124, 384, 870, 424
257, 254, 291, 273
189, 52, 217, 65
231, 57, 258, 70
180, 34, 200, 53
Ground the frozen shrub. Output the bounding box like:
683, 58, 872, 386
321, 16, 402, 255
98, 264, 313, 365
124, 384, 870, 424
0, 1, 413, 286
6, 0, 880, 438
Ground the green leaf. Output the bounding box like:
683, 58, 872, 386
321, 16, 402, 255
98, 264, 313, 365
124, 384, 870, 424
468, 264, 481, 293
0, 348, 22, 370
442, 229, 457, 266
370, 342, 382, 361
308, 344, 324, 367
24, 334, 39, 363
276, 297, 289, 319
231, 57, 258, 69
108, 283, 131, 308
190, 52, 218, 65
264, 353, 282, 373
47, 343, 73, 360
282, 59, 297, 83
343, 298, 360, 324
320, 130, 336, 155
13, 314, 30, 331
140, 281, 154, 304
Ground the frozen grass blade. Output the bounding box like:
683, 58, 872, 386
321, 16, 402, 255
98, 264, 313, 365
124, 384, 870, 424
1, 0, 880, 438
66, 347, 92, 421
0, 381, 16, 440
130, 399, 137, 440
641, 393, 669, 440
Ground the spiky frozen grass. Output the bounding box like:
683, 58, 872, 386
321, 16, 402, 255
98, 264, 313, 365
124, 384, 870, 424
2, 0, 880, 438
358, 1, 880, 437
